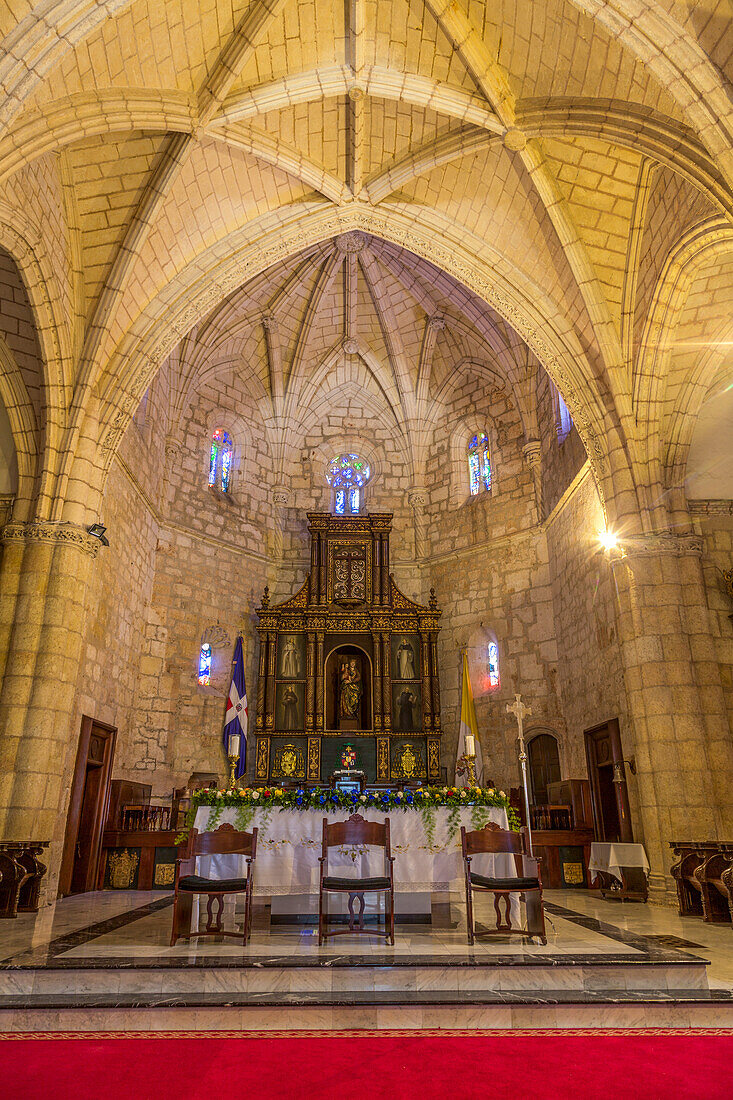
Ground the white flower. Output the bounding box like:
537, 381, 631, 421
215, 791, 223, 799
396, 791, 403, 800
499, 790, 506, 799
252, 791, 260, 800
360, 795, 367, 803
488, 788, 495, 796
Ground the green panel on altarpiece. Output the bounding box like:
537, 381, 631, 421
321, 737, 377, 781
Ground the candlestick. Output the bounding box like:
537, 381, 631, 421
227, 733, 241, 790
465, 734, 475, 757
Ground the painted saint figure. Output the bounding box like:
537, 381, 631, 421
281, 636, 300, 678
339, 658, 362, 722
396, 639, 415, 679
397, 688, 417, 731
282, 686, 299, 730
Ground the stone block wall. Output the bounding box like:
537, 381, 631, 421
692, 505, 733, 733
545, 467, 628, 783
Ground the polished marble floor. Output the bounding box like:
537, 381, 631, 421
0, 888, 731, 979
1, 888, 733, 1030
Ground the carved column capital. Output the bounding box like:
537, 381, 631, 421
2, 520, 101, 558
522, 440, 542, 468
408, 487, 428, 509
609, 533, 705, 560
271, 484, 291, 507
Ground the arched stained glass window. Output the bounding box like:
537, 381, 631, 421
326, 453, 371, 515
209, 429, 233, 493
467, 432, 491, 496
198, 643, 212, 686
488, 642, 500, 689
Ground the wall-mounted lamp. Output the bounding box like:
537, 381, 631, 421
612, 757, 636, 784
87, 522, 109, 547
598, 529, 618, 551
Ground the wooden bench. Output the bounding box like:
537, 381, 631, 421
670, 841, 733, 923
0, 841, 50, 918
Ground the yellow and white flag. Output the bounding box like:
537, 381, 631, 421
455, 651, 483, 786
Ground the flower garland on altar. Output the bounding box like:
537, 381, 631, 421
182, 785, 520, 841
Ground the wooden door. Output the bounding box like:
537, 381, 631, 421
584, 719, 633, 843
527, 733, 561, 804
59, 717, 116, 896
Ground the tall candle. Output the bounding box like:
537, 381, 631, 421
465, 734, 475, 757
229, 733, 241, 758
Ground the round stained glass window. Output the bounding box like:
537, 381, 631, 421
325, 454, 371, 489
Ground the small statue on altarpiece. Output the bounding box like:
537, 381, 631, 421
338, 658, 362, 724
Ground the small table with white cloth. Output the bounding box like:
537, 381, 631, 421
190, 804, 526, 928
589, 841, 650, 902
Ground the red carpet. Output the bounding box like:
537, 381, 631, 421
1, 1029, 731, 1099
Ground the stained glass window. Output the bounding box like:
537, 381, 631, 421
209, 429, 233, 492
556, 391, 573, 440
326, 454, 370, 514
488, 642, 499, 689
467, 432, 491, 495
198, 643, 212, 686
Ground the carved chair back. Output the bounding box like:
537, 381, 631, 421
321, 814, 391, 861
461, 821, 525, 877
185, 822, 258, 859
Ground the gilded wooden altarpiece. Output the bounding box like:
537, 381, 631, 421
253, 513, 442, 784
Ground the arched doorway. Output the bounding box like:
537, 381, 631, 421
527, 732, 561, 805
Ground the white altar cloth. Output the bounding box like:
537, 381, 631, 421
192, 804, 516, 895
588, 841, 650, 885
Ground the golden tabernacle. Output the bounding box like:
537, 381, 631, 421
253, 513, 442, 784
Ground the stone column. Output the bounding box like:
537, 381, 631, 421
270, 484, 290, 562
0, 522, 100, 881
408, 487, 428, 561
522, 440, 542, 521
608, 533, 733, 902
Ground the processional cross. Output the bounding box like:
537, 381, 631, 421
506, 693, 534, 854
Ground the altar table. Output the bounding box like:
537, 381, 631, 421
589, 841, 650, 902
192, 805, 514, 898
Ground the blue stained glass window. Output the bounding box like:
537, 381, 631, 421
198, 643, 212, 686
488, 642, 499, 688
209, 429, 233, 493
468, 432, 491, 495
326, 454, 370, 514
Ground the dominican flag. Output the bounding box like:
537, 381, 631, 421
224, 635, 248, 780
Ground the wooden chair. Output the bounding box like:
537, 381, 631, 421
461, 822, 546, 945
170, 823, 257, 946
318, 814, 395, 945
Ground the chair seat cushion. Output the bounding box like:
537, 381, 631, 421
322, 875, 391, 891
470, 873, 540, 890
177, 875, 249, 892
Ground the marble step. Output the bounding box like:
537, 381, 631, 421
0, 957, 710, 997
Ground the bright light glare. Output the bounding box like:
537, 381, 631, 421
598, 529, 618, 550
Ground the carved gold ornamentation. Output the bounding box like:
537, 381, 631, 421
108, 849, 139, 889
154, 862, 175, 886
253, 512, 442, 781
256, 738, 270, 779
562, 863, 585, 886
427, 737, 441, 779
392, 742, 426, 779
273, 743, 306, 779
307, 737, 321, 780
376, 737, 390, 780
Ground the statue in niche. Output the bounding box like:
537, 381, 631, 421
396, 638, 416, 680
282, 686, 300, 730
397, 687, 417, 731
338, 658, 362, 724
280, 636, 301, 678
